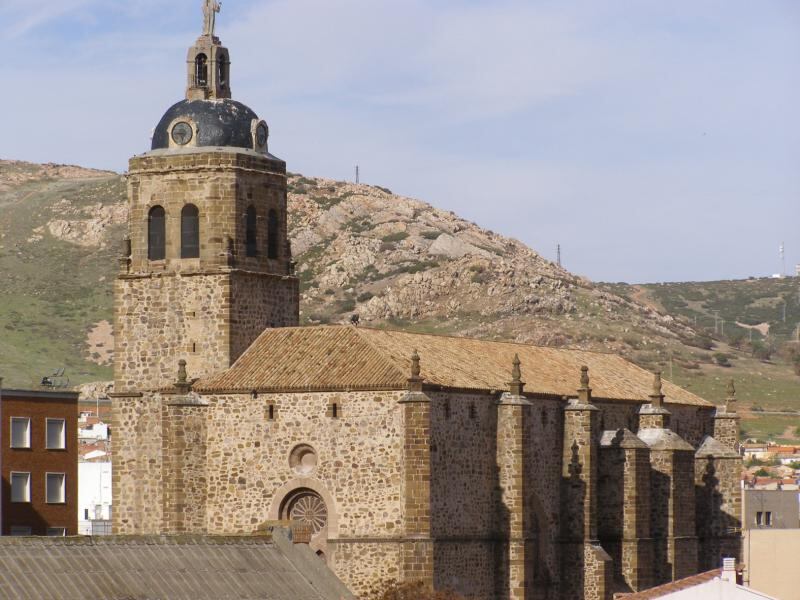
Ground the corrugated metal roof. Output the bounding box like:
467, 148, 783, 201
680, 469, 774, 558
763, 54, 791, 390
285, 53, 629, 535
0, 534, 351, 600
196, 326, 711, 406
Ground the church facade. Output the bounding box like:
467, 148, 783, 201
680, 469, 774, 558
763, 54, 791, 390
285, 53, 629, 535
111, 15, 742, 600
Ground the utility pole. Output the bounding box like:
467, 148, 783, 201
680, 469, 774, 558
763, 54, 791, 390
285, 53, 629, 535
782, 299, 787, 323
712, 310, 720, 335
557, 244, 562, 268
780, 242, 786, 277
355, 165, 360, 184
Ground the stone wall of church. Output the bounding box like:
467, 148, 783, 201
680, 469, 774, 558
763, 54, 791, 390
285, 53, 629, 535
114, 274, 231, 391
201, 389, 406, 597
594, 401, 715, 448
229, 272, 298, 362
111, 393, 165, 534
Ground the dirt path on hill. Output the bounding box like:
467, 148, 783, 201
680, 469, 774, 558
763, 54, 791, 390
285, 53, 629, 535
630, 285, 663, 313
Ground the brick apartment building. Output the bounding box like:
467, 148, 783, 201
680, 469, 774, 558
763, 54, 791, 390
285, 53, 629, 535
0, 385, 78, 535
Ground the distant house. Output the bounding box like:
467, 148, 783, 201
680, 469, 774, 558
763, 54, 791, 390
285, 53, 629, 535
743, 488, 800, 529
77, 461, 112, 535
78, 420, 109, 441
0, 386, 78, 536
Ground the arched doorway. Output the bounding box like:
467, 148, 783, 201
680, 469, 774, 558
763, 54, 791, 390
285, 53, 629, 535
280, 488, 328, 557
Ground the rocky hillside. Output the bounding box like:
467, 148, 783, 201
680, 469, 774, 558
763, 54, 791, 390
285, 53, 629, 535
0, 160, 762, 405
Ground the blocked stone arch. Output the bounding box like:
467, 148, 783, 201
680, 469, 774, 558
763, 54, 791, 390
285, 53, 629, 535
268, 478, 338, 558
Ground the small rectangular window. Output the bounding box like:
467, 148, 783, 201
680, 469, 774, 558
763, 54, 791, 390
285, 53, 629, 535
46, 419, 66, 449
756, 511, 763, 526
765, 512, 772, 527
9, 526, 31, 536
46, 473, 66, 504
46, 527, 66, 537
84, 509, 89, 520
11, 472, 30, 503
10, 417, 30, 448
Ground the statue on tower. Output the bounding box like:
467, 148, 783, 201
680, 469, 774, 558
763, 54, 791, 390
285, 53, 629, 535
202, 0, 222, 37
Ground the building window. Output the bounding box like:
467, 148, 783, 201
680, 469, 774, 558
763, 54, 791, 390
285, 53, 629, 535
181, 204, 200, 259
11, 472, 30, 503
267, 209, 279, 259
469, 404, 477, 419
148, 206, 166, 261
47, 527, 66, 537
9, 526, 31, 536
245, 205, 258, 257
46, 473, 66, 504
46, 418, 66, 450
10, 417, 30, 448
195, 53, 208, 87
765, 511, 772, 527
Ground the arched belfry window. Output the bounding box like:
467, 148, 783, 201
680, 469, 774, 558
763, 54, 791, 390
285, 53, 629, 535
267, 209, 279, 259
218, 54, 228, 87
245, 205, 258, 257
195, 54, 208, 87
148, 206, 166, 261
181, 204, 200, 259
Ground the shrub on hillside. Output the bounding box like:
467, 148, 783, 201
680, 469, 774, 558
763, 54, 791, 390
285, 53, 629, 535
713, 353, 732, 367
750, 341, 774, 361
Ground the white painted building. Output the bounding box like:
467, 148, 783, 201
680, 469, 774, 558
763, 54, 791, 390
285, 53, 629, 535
78, 461, 112, 535
78, 421, 109, 441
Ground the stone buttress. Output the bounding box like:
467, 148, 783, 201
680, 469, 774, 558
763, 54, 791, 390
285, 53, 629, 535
495, 356, 535, 599
399, 351, 434, 584
636, 373, 698, 584
560, 367, 612, 600
598, 428, 653, 593
695, 380, 742, 570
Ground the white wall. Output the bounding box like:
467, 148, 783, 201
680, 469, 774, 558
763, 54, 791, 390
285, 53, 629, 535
656, 577, 775, 599
78, 462, 112, 535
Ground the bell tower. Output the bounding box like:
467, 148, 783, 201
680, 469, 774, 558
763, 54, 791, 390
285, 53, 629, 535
113, 5, 299, 395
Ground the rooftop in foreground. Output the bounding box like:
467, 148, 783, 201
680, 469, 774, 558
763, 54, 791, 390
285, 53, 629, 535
0, 532, 353, 600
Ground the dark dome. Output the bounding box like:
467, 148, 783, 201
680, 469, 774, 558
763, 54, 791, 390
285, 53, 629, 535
151, 99, 260, 151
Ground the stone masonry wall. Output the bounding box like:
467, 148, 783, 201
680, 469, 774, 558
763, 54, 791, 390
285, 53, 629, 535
596, 402, 715, 448
161, 400, 208, 533
202, 390, 405, 597
112, 393, 165, 534
230, 272, 298, 360
114, 274, 231, 391
523, 398, 563, 598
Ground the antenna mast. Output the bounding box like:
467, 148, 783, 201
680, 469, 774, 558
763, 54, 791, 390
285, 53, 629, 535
557, 244, 562, 268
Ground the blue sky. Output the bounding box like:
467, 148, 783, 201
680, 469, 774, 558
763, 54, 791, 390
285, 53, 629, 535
1, 0, 798, 283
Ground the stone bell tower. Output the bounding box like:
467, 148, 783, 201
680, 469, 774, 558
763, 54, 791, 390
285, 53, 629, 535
113, 5, 299, 395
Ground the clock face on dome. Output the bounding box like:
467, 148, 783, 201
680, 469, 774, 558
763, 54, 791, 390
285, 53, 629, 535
256, 123, 268, 147
171, 122, 193, 146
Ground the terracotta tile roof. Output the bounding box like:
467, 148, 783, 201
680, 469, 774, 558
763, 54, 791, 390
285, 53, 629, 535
196, 326, 711, 406
617, 569, 721, 598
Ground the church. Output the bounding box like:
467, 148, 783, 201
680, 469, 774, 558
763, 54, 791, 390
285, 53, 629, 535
110, 8, 742, 600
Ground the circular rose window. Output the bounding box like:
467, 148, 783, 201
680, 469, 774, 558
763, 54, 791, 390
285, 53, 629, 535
283, 489, 327, 535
